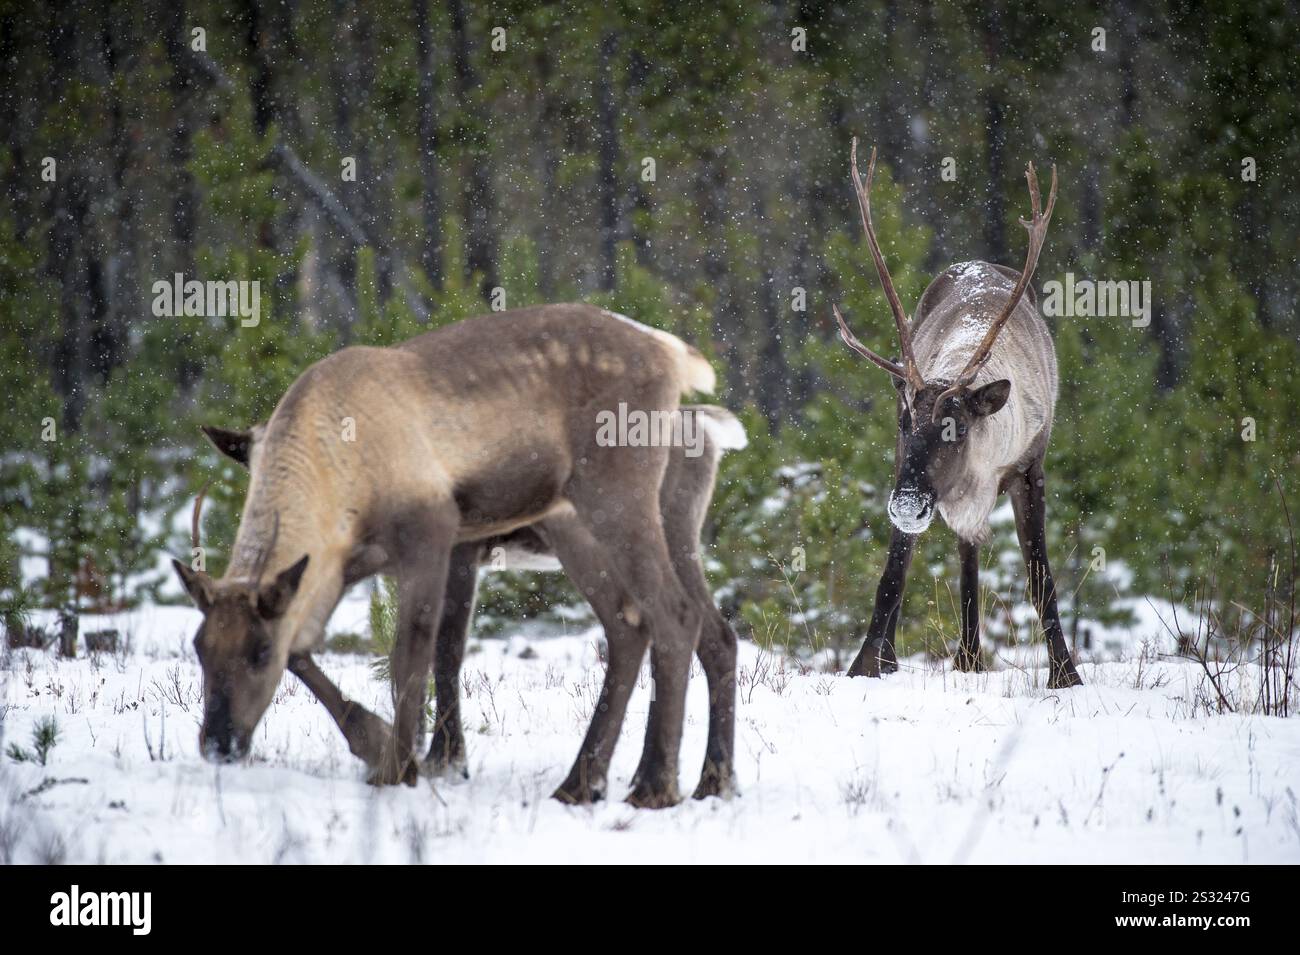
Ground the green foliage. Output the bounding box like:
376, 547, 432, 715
368, 576, 400, 682
1, 0, 1294, 665
7, 716, 60, 767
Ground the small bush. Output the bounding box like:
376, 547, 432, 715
369, 577, 400, 683
6, 716, 60, 766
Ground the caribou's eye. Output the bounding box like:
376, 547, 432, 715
250, 639, 273, 669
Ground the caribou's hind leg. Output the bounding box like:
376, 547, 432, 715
554, 454, 701, 807
658, 492, 737, 799
542, 515, 651, 805
1008, 460, 1084, 689
686, 610, 738, 800
954, 539, 985, 672
626, 626, 699, 808
847, 526, 915, 677
542, 506, 727, 804
424, 542, 483, 778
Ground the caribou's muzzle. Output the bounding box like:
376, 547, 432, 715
200, 698, 249, 762
887, 486, 935, 535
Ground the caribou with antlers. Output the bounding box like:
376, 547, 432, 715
833, 139, 1083, 688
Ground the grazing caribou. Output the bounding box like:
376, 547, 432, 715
173, 304, 737, 806
832, 139, 1083, 688
200, 404, 747, 800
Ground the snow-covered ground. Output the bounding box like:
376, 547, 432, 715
3, 599, 1299, 864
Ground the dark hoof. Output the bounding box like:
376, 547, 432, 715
952, 648, 985, 673
553, 777, 606, 806
340, 709, 395, 767
422, 754, 469, 780
626, 780, 682, 809
423, 736, 469, 779
692, 764, 737, 801
1047, 662, 1084, 689
367, 757, 418, 787
847, 639, 895, 678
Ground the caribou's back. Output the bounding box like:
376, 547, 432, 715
246, 303, 712, 549
912, 260, 1058, 464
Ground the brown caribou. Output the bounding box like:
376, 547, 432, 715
173, 304, 738, 806
198, 403, 746, 800
832, 139, 1083, 689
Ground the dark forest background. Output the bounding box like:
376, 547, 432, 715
1, 0, 1297, 662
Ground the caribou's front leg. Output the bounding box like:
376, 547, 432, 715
378, 508, 456, 785
288, 654, 394, 769
1009, 460, 1083, 689
953, 539, 985, 671
847, 526, 915, 677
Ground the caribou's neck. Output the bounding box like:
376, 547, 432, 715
226, 449, 353, 653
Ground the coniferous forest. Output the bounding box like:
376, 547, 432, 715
2, 0, 1297, 664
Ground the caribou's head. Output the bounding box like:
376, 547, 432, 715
172, 483, 308, 762
833, 138, 1056, 536
882, 378, 1012, 534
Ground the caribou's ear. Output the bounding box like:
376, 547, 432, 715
172, 558, 214, 613
968, 379, 1011, 417
257, 555, 310, 620
201, 424, 252, 469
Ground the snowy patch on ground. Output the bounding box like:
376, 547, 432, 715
3, 606, 1299, 864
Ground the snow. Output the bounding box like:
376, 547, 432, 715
3, 607, 1299, 864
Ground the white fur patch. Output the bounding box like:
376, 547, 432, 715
601, 309, 715, 395
601, 309, 683, 352
937, 471, 1001, 544
696, 409, 748, 452
493, 545, 563, 573
680, 355, 717, 395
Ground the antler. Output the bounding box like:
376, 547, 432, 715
252, 512, 281, 589
833, 138, 926, 392
191, 479, 211, 552
932, 161, 1058, 420
832, 303, 910, 378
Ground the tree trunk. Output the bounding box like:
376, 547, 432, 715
164, 0, 205, 388
595, 31, 621, 291
448, 0, 498, 298
625, 48, 653, 269
244, 0, 304, 316
533, 49, 560, 299
412, 0, 444, 292
980, 5, 1007, 264
696, 148, 745, 397
324, 0, 360, 335
98, 6, 135, 382
1150, 301, 1183, 392
0, 12, 34, 239
751, 190, 789, 428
